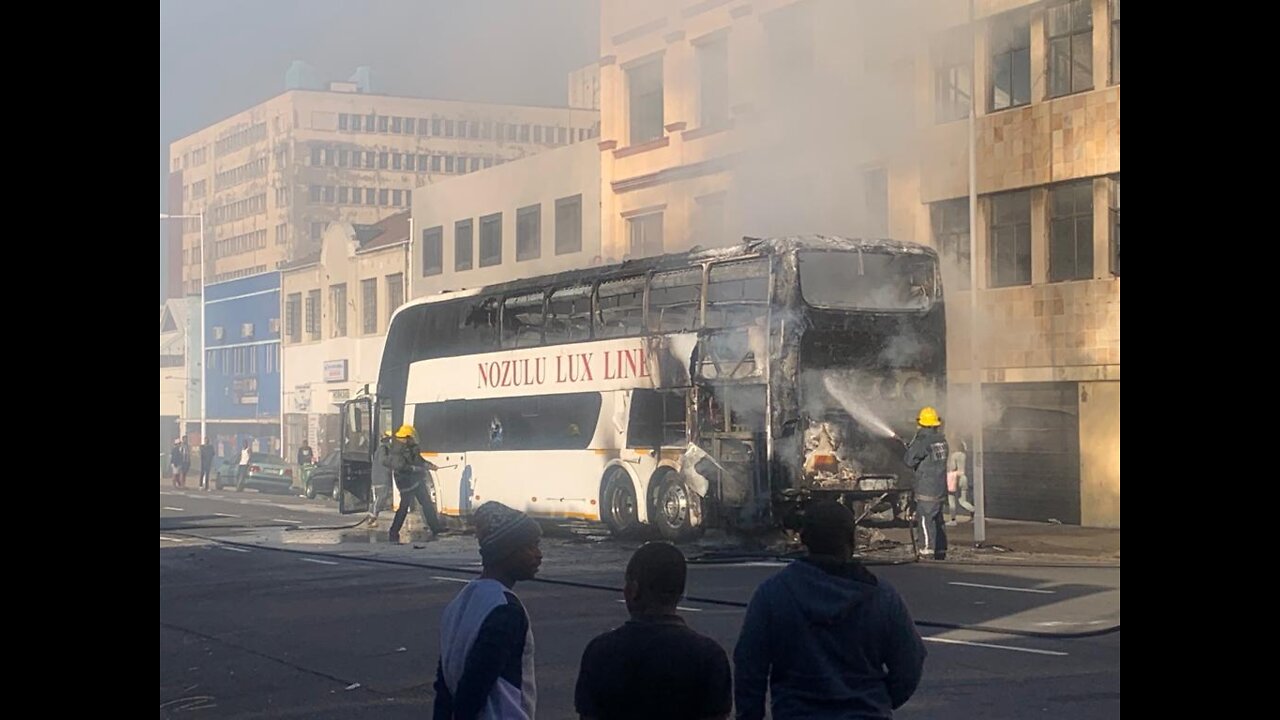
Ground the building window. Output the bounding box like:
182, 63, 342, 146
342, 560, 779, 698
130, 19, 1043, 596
350, 115, 362, 132
364, 151, 376, 169
310, 221, 326, 241
989, 191, 1032, 288
393, 190, 404, 207
628, 59, 664, 145
338, 150, 349, 168
1048, 0, 1093, 98
378, 152, 389, 169
309, 185, 322, 203
432, 118, 442, 136
422, 226, 443, 276
1049, 180, 1094, 282
1110, 0, 1120, 84
455, 219, 474, 271
311, 145, 322, 166
339, 113, 349, 131
864, 168, 888, 237
934, 36, 972, 123
386, 273, 404, 324
628, 212, 663, 258
557, 127, 567, 144
480, 213, 503, 267
379, 189, 390, 206
276, 223, 287, 246
417, 154, 428, 172
305, 289, 320, 340
362, 278, 378, 334
930, 199, 970, 290
329, 283, 348, 338
517, 204, 541, 261
520, 124, 530, 142
393, 153, 403, 170
285, 293, 301, 342
990, 13, 1031, 111
378, 116, 389, 133
470, 157, 481, 172
555, 195, 583, 255
391, 117, 402, 133
445, 156, 455, 173
418, 117, 430, 135
693, 193, 727, 247
534, 125, 544, 144
323, 186, 335, 203
338, 186, 350, 204
445, 119, 455, 137
697, 35, 730, 129
482, 121, 493, 139
365, 188, 377, 205
431, 155, 442, 172
404, 117, 415, 134
1109, 175, 1119, 276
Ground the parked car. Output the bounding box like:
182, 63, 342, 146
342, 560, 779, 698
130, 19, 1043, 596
304, 451, 340, 500
212, 452, 294, 494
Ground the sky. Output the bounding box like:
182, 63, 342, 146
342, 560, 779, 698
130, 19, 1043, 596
159, 0, 599, 302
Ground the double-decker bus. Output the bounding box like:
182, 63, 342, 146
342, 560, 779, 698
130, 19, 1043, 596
336, 235, 945, 540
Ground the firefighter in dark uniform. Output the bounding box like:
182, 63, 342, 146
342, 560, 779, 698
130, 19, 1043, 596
385, 425, 444, 542
904, 406, 949, 560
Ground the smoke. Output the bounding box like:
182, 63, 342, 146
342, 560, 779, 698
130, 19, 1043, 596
820, 375, 896, 439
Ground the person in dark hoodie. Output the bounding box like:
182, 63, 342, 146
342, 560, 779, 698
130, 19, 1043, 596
903, 407, 949, 560
734, 500, 926, 720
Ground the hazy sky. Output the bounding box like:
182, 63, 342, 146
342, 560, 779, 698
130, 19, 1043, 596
159, 0, 599, 301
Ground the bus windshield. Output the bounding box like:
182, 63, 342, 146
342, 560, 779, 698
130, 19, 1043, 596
798, 250, 937, 311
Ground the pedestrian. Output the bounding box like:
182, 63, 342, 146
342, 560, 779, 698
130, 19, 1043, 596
384, 425, 443, 542
575, 542, 731, 720
368, 430, 393, 527
433, 501, 542, 720
947, 438, 974, 525
235, 441, 252, 492
175, 437, 191, 488
198, 437, 215, 491
297, 439, 314, 467
169, 439, 184, 488
904, 406, 949, 560
734, 500, 925, 720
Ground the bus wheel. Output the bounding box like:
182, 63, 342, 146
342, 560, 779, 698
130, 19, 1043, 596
653, 472, 703, 542
602, 470, 639, 536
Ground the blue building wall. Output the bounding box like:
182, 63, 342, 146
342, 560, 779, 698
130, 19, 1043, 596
204, 273, 281, 422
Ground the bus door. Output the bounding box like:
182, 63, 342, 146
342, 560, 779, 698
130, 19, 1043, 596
696, 384, 768, 523
420, 401, 470, 519
337, 396, 373, 514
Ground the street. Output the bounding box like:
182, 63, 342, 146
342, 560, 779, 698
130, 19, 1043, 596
160, 486, 1120, 719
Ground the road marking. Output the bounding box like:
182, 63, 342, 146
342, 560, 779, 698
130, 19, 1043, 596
217, 546, 250, 553
948, 581, 1054, 595
214, 513, 240, 518
614, 599, 703, 612
740, 561, 788, 567
432, 576, 471, 584
924, 637, 1068, 656
301, 558, 339, 566
160, 536, 185, 543
271, 518, 303, 525
163, 507, 184, 512
1034, 620, 1110, 627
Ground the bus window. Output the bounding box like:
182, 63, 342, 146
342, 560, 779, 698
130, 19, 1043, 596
456, 298, 499, 356
628, 389, 688, 447
546, 284, 593, 344
648, 268, 703, 333
596, 276, 645, 338
503, 292, 545, 348
706, 259, 769, 328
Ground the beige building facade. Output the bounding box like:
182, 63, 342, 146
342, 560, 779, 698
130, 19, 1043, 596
279, 212, 412, 459
167, 86, 600, 298
598, 0, 1119, 526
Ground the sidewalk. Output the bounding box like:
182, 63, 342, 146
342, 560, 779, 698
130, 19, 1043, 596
943, 516, 1120, 563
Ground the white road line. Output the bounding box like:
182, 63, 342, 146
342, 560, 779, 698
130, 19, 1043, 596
217, 546, 250, 553
948, 581, 1055, 595
432, 576, 471, 584
271, 518, 303, 525
301, 558, 339, 566
740, 561, 788, 567
163, 507, 184, 512
924, 637, 1068, 656
614, 599, 703, 612
214, 513, 240, 518
160, 536, 185, 543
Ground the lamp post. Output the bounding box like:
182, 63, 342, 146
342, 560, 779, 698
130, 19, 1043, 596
161, 212, 207, 444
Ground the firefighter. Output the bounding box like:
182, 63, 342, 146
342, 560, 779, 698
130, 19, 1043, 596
904, 407, 949, 560
385, 425, 444, 542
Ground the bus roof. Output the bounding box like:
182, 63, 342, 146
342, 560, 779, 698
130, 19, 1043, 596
389, 234, 936, 323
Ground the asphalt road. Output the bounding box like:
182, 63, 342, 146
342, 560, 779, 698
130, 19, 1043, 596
160, 485, 1120, 719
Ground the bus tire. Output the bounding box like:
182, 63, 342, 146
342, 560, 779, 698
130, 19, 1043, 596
652, 472, 704, 542
601, 470, 640, 537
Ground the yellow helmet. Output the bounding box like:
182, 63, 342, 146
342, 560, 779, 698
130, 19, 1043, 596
917, 406, 942, 427
395, 424, 416, 439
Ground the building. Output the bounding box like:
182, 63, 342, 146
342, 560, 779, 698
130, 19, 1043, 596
204, 272, 283, 460
569, 63, 603, 110
596, 0, 1119, 526
411, 141, 602, 299
160, 297, 201, 453
164, 78, 601, 301
280, 213, 411, 460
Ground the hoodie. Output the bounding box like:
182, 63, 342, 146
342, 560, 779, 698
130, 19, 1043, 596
733, 558, 925, 720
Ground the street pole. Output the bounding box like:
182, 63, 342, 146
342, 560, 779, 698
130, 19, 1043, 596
967, 0, 986, 545
198, 210, 207, 446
